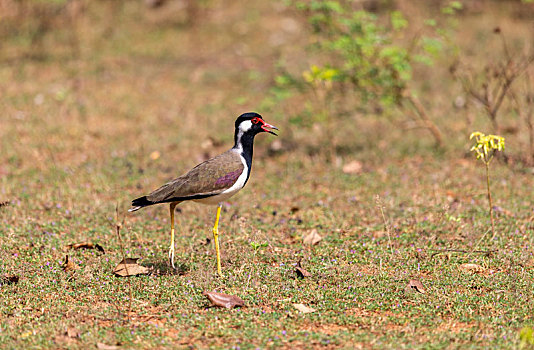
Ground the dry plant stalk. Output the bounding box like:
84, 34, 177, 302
375, 195, 394, 257
454, 29, 534, 135
402, 92, 444, 148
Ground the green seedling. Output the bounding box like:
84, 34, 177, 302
250, 241, 268, 250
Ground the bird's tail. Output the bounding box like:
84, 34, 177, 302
128, 196, 153, 212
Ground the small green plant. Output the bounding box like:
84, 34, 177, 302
294, 3, 417, 106
250, 241, 268, 251
520, 326, 534, 349
469, 131, 505, 239
266, 0, 456, 153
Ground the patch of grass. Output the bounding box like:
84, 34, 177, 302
1, 1, 534, 349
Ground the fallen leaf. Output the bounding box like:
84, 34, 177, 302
203, 291, 245, 309
201, 138, 214, 149
113, 258, 150, 277
197, 238, 211, 246
404, 279, 426, 294
62, 255, 78, 272
303, 229, 322, 245
149, 151, 160, 160
269, 139, 284, 153
342, 160, 363, 174
42, 202, 54, 211
459, 263, 485, 274
293, 303, 316, 314
54, 334, 76, 345
66, 327, 79, 338
1, 274, 19, 285
66, 242, 105, 254
96, 342, 119, 350
20, 330, 32, 338
295, 260, 312, 278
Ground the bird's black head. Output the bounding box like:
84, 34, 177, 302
234, 112, 278, 137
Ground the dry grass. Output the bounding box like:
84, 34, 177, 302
1, 0, 534, 349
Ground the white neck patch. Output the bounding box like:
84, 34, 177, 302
239, 120, 253, 133
235, 120, 253, 152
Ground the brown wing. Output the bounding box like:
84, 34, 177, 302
145, 150, 244, 203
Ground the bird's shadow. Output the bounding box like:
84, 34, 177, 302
145, 261, 189, 276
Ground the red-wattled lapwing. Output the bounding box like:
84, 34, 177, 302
128, 112, 278, 275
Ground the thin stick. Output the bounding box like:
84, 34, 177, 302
431, 249, 496, 259
375, 195, 394, 257
404, 93, 444, 148
115, 204, 132, 321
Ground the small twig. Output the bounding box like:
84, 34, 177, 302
430, 248, 496, 259
403, 92, 443, 147
469, 226, 494, 259
375, 195, 394, 257
456, 33, 533, 135
115, 204, 132, 321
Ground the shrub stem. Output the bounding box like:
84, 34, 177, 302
485, 162, 495, 240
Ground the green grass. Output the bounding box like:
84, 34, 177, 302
1, 1, 534, 349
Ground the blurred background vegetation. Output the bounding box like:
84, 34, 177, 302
1, 0, 533, 170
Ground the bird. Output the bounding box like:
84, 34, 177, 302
128, 112, 278, 275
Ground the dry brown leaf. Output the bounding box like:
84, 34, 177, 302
293, 303, 316, 313
1, 274, 19, 285
203, 291, 245, 309
149, 151, 160, 160
459, 263, 485, 274
342, 160, 363, 174
96, 342, 119, 350
303, 229, 322, 245
269, 139, 284, 153
54, 334, 76, 345
62, 255, 78, 272
113, 258, 150, 277
201, 137, 214, 149
295, 260, 312, 278
405, 279, 426, 294
66, 327, 79, 339
66, 242, 105, 254
42, 202, 54, 211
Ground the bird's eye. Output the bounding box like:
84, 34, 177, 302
251, 117, 260, 124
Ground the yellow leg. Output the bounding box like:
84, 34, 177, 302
169, 202, 178, 268
212, 204, 223, 275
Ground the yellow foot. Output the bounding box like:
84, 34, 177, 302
168, 245, 175, 269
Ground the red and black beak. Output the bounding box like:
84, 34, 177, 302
261, 121, 278, 136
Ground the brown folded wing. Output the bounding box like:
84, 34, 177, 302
146, 150, 244, 203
